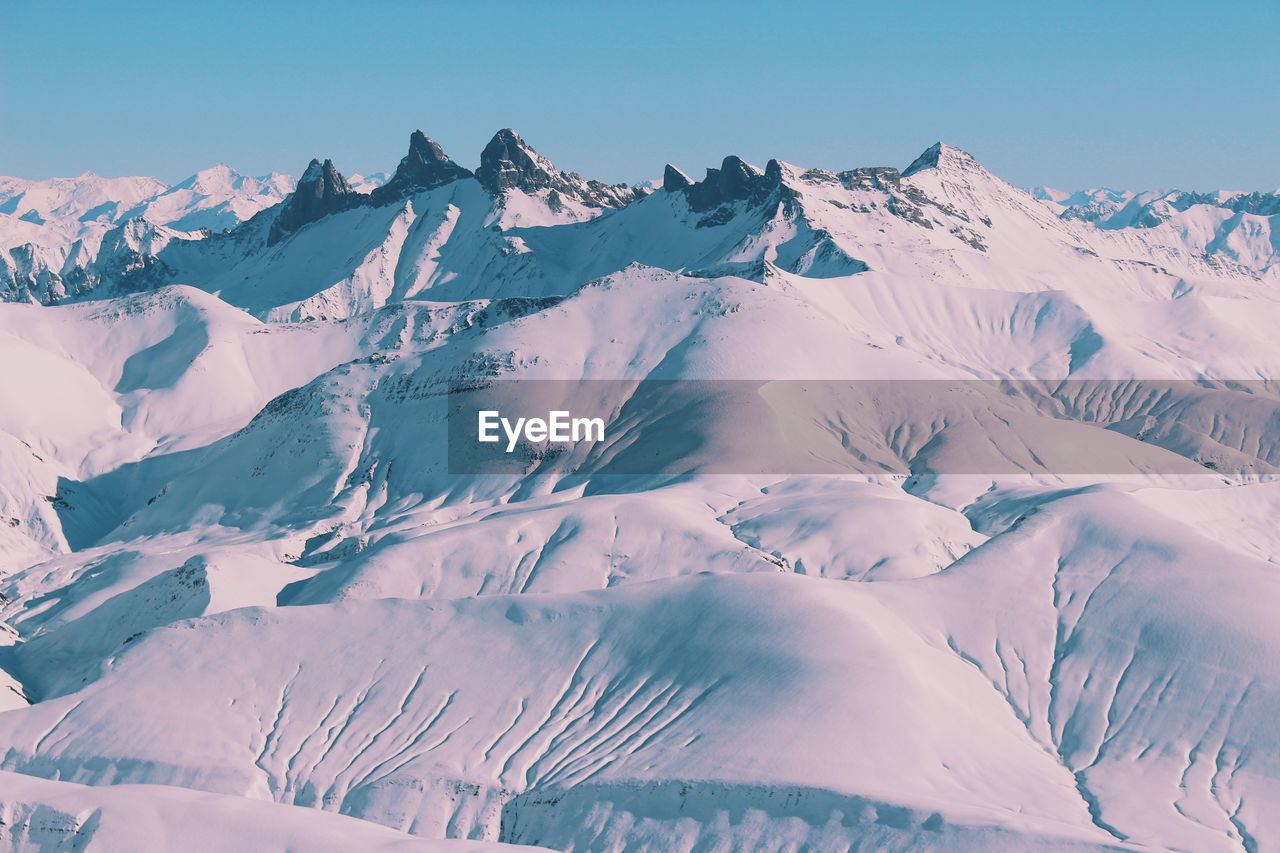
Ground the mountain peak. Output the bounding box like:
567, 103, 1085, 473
490, 127, 523, 147
297, 158, 324, 183
476, 128, 560, 195
902, 142, 981, 178
370, 130, 472, 203
475, 129, 640, 214
176, 163, 247, 193
679, 155, 772, 211
268, 157, 355, 245
663, 164, 693, 191
408, 129, 436, 155
720, 155, 761, 185
764, 159, 788, 182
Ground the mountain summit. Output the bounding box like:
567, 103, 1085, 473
662, 164, 693, 191
475, 129, 561, 195
476, 128, 642, 212
683, 155, 770, 211
902, 141, 982, 177
268, 158, 355, 244
370, 130, 472, 203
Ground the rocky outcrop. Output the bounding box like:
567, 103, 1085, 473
840, 166, 902, 192
476, 129, 642, 209
682, 156, 784, 212
1219, 191, 1280, 216
267, 159, 356, 245
662, 164, 692, 191
369, 130, 472, 203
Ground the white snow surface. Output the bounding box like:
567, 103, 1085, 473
0, 138, 1279, 851
0, 165, 293, 305
0, 771, 547, 851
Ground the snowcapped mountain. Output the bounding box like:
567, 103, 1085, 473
0, 172, 168, 232
349, 171, 392, 193
3, 128, 1280, 851
1036, 184, 1280, 272
0, 166, 292, 239
123, 164, 295, 232
6, 133, 1277, 317
0, 165, 294, 305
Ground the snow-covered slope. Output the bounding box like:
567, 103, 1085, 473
2, 131, 1280, 852
1036, 185, 1280, 273
0, 165, 293, 304
0, 173, 167, 234
0, 166, 291, 239
0, 574, 1145, 851
121, 164, 295, 232
0, 771, 547, 851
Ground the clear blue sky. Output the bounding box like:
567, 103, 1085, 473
3, 0, 1277, 191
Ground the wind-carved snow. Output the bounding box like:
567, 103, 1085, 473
0, 769, 547, 851
1, 132, 1280, 852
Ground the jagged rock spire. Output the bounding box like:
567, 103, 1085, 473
371, 130, 472, 203
717, 156, 761, 195
476, 129, 562, 195
684, 155, 767, 211
475, 128, 641, 210
663, 164, 693, 191
268, 158, 355, 245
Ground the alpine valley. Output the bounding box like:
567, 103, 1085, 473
2, 128, 1280, 852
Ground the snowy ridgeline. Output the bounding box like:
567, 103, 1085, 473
1, 132, 1280, 852
1, 129, 1277, 313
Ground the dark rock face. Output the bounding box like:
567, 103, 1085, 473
662, 165, 692, 191
1219, 192, 1280, 216
268, 159, 357, 245
683, 156, 776, 212
261, 129, 647, 246
476, 129, 641, 209
476, 129, 556, 194
717, 156, 760, 197
371, 130, 472, 204
694, 206, 737, 229
902, 142, 946, 177
268, 133, 472, 242
840, 167, 902, 192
